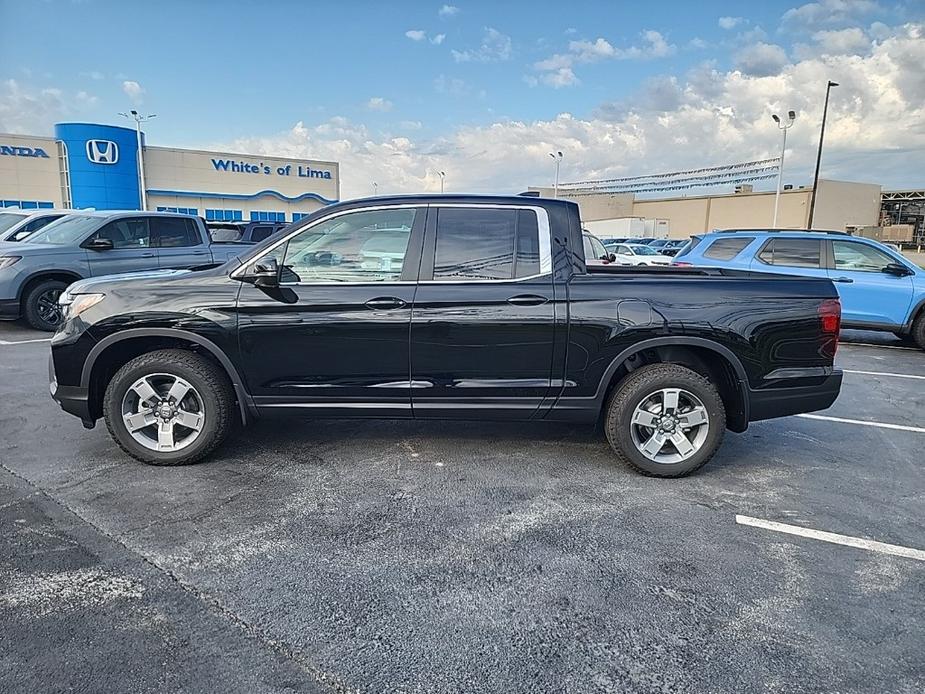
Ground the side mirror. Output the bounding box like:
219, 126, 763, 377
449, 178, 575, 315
240, 257, 280, 287
608, 253, 617, 263
85, 237, 114, 251
884, 262, 913, 277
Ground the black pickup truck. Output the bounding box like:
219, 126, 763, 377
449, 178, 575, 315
49, 195, 843, 477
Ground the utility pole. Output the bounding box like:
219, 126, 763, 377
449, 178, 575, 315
771, 110, 796, 227
119, 110, 156, 211
549, 151, 563, 197
807, 81, 838, 229
438, 171, 446, 193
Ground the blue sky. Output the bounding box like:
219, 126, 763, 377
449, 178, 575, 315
2, 0, 923, 196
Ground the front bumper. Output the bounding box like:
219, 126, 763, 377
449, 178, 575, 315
49, 353, 94, 427
748, 370, 843, 422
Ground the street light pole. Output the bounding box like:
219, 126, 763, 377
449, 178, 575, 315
373, 182, 378, 196
438, 171, 446, 193
549, 151, 563, 197
119, 110, 156, 211
771, 110, 796, 227
807, 81, 838, 229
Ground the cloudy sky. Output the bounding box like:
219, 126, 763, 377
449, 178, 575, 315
1, 0, 923, 199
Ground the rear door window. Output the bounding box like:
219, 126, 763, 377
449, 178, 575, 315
703, 236, 754, 260
151, 217, 199, 248
431, 208, 545, 280
757, 238, 821, 268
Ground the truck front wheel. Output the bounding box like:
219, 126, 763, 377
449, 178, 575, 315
605, 363, 726, 477
103, 349, 235, 466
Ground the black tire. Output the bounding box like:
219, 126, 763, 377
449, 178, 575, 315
604, 363, 726, 478
23, 279, 67, 331
912, 314, 925, 351
103, 349, 235, 466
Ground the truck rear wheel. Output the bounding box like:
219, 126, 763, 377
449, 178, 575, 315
604, 363, 726, 477
23, 279, 67, 331
103, 349, 235, 466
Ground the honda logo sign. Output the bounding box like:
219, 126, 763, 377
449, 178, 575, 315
86, 139, 119, 165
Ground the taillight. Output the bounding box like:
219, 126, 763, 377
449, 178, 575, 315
819, 298, 841, 359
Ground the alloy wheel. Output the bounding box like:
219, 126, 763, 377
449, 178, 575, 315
120, 373, 205, 452
629, 387, 710, 464
37, 288, 64, 326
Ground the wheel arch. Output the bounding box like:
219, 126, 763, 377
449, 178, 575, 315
19, 270, 84, 303
81, 328, 255, 424
596, 337, 750, 432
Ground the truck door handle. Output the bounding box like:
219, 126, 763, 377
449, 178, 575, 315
507, 294, 548, 306
191, 250, 209, 255
365, 297, 407, 310
832, 277, 854, 283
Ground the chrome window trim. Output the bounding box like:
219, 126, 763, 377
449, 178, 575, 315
231, 202, 554, 285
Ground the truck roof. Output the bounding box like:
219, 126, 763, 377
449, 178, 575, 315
333, 194, 579, 209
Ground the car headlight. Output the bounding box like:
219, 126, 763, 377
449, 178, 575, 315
59, 292, 106, 319
0, 256, 22, 270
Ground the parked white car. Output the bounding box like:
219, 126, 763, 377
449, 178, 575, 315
607, 243, 672, 266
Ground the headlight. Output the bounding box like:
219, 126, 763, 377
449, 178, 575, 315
59, 292, 105, 319
0, 256, 22, 270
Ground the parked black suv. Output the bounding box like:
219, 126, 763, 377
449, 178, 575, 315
49, 195, 843, 477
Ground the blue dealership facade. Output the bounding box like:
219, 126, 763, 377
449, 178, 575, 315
0, 122, 340, 221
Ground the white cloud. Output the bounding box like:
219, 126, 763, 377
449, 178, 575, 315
734, 42, 789, 76
405, 29, 426, 41
688, 37, 709, 49
534, 30, 676, 87
451, 27, 512, 63
811, 27, 871, 54
79, 70, 105, 80
366, 96, 393, 112
122, 80, 144, 104
400, 120, 423, 130
431, 33, 446, 45
541, 68, 579, 88
719, 16, 745, 30
213, 22, 925, 198
780, 0, 882, 31
0, 79, 97, 134
438, 4, 459, 17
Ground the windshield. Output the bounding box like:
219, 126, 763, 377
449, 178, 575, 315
25, 215, 99, 245
0, 212, 28, 234
628, 245, 659, 255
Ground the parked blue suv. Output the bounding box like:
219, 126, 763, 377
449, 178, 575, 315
673, 230, 925, 349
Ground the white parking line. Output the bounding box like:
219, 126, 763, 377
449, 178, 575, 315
0, 338, 51, 345
735, 515, 925, 562
843, 369, 925, 381
839, 342, 919, 351
796, 413, 925, 434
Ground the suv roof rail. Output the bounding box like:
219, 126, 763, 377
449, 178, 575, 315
713, 227, 848, 235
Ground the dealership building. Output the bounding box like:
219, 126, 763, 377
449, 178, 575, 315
0, 122, 340, 222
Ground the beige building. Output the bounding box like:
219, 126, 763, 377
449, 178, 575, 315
528, 179, 882, 239
1, 122, 340, 222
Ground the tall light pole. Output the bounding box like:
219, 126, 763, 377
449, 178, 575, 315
771, 110, 796, 227
438, 170, 446, 193
549, 151, 563, 197
119, 110, 156, 210
373, 182, 378, 196
807, 80, 838, 229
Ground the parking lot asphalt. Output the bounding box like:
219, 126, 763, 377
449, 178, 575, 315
1, 325, 923, 693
